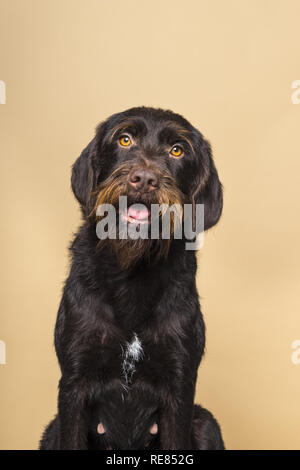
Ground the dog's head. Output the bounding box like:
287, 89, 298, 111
71, 107, 223, 268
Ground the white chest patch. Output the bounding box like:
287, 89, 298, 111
122, 333, 143, 385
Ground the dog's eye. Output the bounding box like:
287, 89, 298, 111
170, 145, 183, 158
119, 135, 132, 147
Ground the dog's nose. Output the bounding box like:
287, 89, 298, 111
129, 168, 159, 192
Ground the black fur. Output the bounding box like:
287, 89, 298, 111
40, 107, 224, 450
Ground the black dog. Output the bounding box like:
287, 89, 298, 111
40, 107, 224, 450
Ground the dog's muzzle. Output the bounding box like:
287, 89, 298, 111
128, 167, 159, 193
88, 161, 184, 268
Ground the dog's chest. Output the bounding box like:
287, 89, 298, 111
121, 333, 143, 385
109, 270, 165, 330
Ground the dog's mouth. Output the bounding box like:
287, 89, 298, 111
120, 205, 151, 225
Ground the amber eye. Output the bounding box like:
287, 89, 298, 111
119, 135, 131, 147
170, 145, 183, 158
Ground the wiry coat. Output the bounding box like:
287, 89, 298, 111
40, 107, 224, 450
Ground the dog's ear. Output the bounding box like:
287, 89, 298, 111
192, 137, 223, 232
71, 138, 97, 212
71, 122, 109, 214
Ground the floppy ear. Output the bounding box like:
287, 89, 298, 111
71, 137, 98, 214
192, 138, 223, 232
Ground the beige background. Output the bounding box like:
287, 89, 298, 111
1, 0, 300, 450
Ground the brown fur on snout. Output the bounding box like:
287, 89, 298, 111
88, 162, 184, 269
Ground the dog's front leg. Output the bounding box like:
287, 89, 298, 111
58, 376, 91, 450
159, 385, 195, 450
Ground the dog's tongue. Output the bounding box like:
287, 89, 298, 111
127, 206, 149, 220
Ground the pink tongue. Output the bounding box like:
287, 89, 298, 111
127, 206, 149, 220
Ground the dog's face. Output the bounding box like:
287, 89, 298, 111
71, 107, 223, 267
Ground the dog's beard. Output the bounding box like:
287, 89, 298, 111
89, 163, 184, 269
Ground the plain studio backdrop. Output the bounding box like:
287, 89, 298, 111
0, 0, 300, 450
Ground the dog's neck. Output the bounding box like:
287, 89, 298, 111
70, 222, 197, 332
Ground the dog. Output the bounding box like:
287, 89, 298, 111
40, 107, 224, 450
